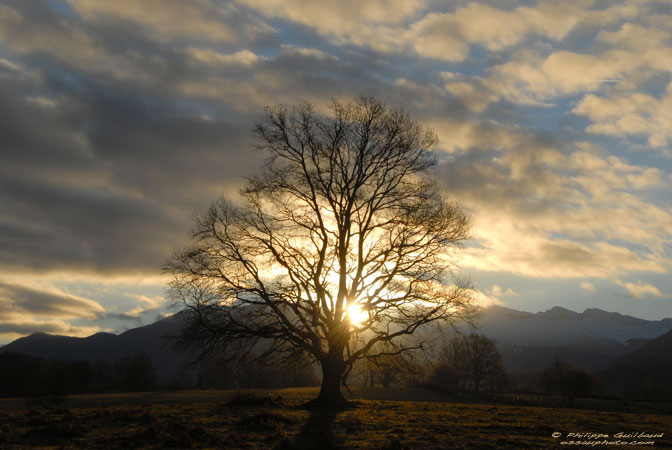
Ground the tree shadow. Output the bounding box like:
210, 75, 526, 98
287, 407, 341, 450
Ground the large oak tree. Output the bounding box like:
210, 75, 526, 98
167, 97, 474, 407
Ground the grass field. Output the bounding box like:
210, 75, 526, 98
0, 388, 670, 449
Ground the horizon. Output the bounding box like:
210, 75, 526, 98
1, 1, 671, 344
2, 303, 671, 346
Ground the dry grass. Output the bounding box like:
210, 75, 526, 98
0, 388, 670, 449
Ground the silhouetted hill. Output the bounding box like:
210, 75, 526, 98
607, 329, 672, 367
598, 329, 672, 401
4, 305, 671, 389
468, 305, 672, 372
1, 314, 194, 386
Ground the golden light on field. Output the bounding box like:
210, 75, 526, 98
347, 303, 367, 325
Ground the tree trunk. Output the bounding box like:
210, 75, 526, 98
311, 350, 349, 408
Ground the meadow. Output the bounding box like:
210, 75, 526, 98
0, 388, 670, 449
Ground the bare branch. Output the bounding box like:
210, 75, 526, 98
166, 96, 474, 407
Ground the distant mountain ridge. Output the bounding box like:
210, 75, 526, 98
0, 314, 194, 385
468, 305, 672, 372
479, 305, 672, 342
2, 305, 671, 381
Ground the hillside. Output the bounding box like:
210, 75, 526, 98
607, 329, 672, 367
468, 305, 672, 372
3, 305, 672, 383
0, 314, 193, 385
598, 329, 672, 401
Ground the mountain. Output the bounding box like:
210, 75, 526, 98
3, 305, 671, 384
606, 328, 672, 367
597, 329, 672, 401
0, 314, 194, 385
468, 305, 672, 373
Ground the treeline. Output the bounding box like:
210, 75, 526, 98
197, 352, 319, 390
513, 359, 672, 403
0, 352, 156, 399
353, 331, 671, 404
354, 333, 509, 396
3, 333, 666, 405
352, 333, 606, 405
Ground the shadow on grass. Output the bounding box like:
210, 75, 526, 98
279, 407, 340, 450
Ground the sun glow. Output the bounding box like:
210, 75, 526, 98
347, 303, 367, 325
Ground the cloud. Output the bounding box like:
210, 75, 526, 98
615, 280, 666, 299
462, 233, 667, 279
0, 3, 22, 29
4, 0, 667, 285
570, 149, 665, 192
489, 284, 517, 298
0, 281, 104, 319
573, 83, 672, 149
435, 123, 671, 279
0, 27, 265, 274
0, 0, 671, 336
409, 1, 584, 61
580, 281, 596, 293
279, 45, 337, 61
0, 274, 170, 342
466, 283, 521, 310
0, 319, 101, 342
187, 48, 260, 66
235, 0, 639, 65
104, 294, 166, 321
440, 73, 498, 112
0, 2, 156, 84
67, 0, 272, 43
470, 289, 503, 308
0, 0, 390, 279
235, 0, 422, 52
482, 21, 672, 106
0, 280, 105, 341
0, 172, 184, 273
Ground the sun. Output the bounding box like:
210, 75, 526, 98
347, 303, 367, 325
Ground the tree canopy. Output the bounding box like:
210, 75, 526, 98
167, 96, 475, 407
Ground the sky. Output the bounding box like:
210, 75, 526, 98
1, 0, 671, 344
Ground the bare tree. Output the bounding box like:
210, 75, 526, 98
166, 96, 474, 407
445, 333, 504, 394
541, 358, 595, 406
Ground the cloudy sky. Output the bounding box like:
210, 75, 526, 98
1, 0, 671, 344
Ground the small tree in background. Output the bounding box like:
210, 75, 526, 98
167, 97, 475, 407
484, 360, 508, 395
541, 358, 595, 406
459, 334, 505, 394
435, 333, 505, 395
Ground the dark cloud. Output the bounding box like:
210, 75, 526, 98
0, 23, 263, 273
434, 124, 570, 218
99, 311, 147, 326
0, 0, 452, 276
0, 176, 179, 272
0, 281, 103, 318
